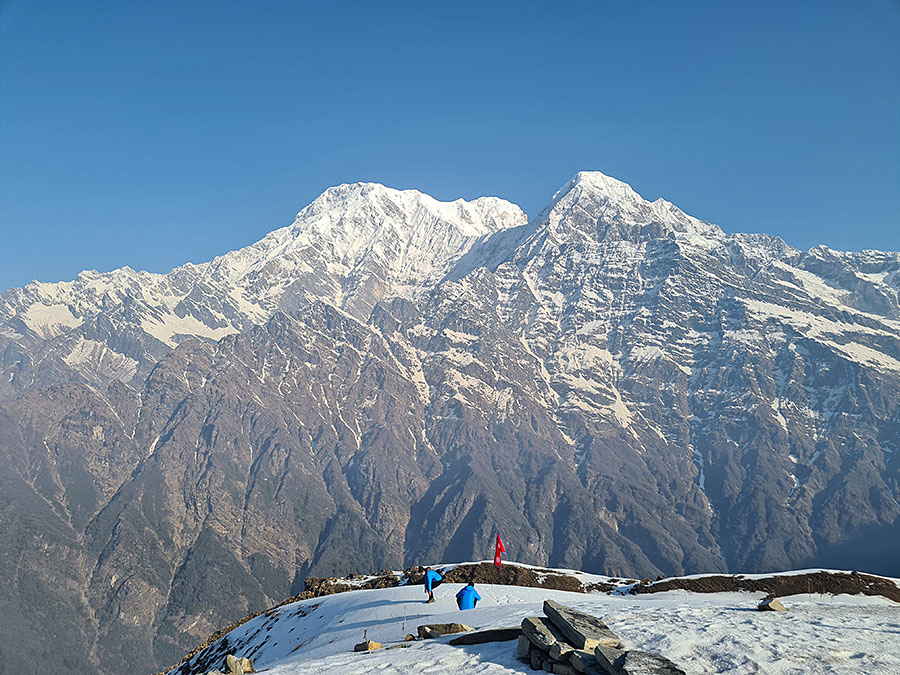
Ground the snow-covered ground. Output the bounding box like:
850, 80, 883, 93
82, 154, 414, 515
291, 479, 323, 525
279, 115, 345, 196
176, 579, 900, 674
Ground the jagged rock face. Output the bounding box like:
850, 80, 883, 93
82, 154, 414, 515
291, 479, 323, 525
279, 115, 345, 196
0, 173, 898, 675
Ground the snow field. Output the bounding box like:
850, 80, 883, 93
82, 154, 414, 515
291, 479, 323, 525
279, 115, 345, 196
179, 581, 900, 675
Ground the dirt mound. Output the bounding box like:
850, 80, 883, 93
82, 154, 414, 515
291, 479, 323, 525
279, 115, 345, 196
632, 570, 900, 603
295, 562, 611, 600
301, 570, 402, 597
438, 562, 612, 593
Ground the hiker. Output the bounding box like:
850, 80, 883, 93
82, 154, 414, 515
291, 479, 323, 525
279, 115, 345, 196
423, 567, 443, 604
456, 581, 481, 610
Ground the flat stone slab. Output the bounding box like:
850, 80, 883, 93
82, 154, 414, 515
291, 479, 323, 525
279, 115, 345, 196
570, 649, 605, 674
596, 648, 686, 675
551, 640, 576, 661
522, 615, 570, 651
448, 627, 522, 645
544, 600, 621, 650
417, 622, 474, 639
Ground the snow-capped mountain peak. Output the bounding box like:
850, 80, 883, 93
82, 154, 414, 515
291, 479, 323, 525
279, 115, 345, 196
561, 170, 643, 201
0, 182, 526, 382
288, 181, 524, 259
207, 182, 527, 318
532, 171, 724, 247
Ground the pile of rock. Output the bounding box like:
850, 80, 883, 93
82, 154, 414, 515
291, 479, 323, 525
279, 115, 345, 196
517, 600, 685, 675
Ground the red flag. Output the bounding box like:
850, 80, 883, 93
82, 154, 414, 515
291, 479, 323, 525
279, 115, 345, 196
494, 534, 506, 568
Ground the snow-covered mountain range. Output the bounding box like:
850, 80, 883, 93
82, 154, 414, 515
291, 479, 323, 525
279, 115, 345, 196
1, 172, 898, 675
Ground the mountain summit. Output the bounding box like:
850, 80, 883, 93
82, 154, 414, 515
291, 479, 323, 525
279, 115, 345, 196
0, 184, 525, 392
533, 170, 724, 245
0, 173, 898, 675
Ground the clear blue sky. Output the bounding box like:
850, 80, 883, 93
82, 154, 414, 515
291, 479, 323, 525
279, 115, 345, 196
1, 0, 898, 291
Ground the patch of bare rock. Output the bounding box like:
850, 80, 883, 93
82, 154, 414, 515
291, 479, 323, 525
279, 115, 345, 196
518, 600, 685, 675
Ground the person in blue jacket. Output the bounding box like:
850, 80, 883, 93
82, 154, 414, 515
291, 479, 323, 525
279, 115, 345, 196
423, 567, 442, 603
456, 582, 481, 610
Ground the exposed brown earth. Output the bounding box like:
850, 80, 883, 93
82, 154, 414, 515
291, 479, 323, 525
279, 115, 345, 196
421, 562, 615, 593
632, 570, 900, 603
